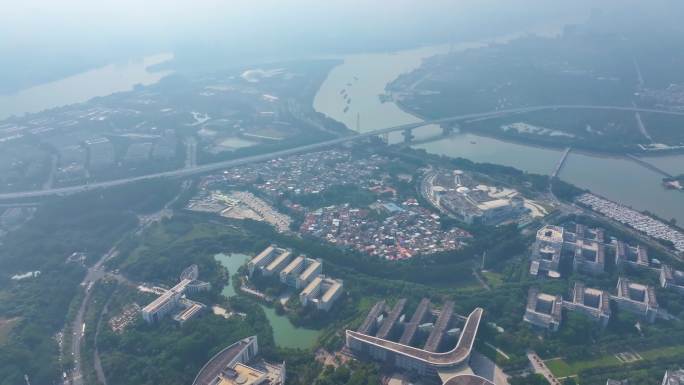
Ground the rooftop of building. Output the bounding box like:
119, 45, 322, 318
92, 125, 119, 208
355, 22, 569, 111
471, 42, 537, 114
142, 278, 192, 314
526, 288, 562, 320
537, 225, 564, 244
664, 370, 684, 385
321, 278, 343, 302
280, 256, 304, 276
617, 278, 658, 308
443, 374, 495, 385
572, 282, 611, 313
192, 337, 254, 385
346, 307, 483, 367
301, 275, 323, 297
265, 250, 291, 272
175, 303, 204, 322
299, 259, 322, 281
250, 246, 276, 266
216, 363, 264, 385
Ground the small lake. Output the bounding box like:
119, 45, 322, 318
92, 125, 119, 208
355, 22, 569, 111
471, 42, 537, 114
214, 252, 250, 298
214, 252, 321, 349
0, 53, 174, 119
259, 304, 320, 349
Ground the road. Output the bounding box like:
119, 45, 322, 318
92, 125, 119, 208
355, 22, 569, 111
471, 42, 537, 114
527, 351, 561, 385
3, 104, 684, 202
65, 247, 119, 385
184, 137, 198, 169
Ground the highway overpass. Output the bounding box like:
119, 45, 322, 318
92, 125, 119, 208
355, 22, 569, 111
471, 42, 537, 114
1, 104, 683, 201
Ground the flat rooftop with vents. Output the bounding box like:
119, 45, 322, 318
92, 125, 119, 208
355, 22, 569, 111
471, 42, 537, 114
614, 277, 658, 322
564, 282, 610, 326
523, 288, 562, 331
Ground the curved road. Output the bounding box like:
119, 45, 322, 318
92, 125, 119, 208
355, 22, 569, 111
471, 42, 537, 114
3, 104, 684, 201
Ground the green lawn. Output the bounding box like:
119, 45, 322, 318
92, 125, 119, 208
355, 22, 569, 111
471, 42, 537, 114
639, 344, 684, 360
481, 271, 504, 287
546, 344, 684, 378
546, 355, 621, 377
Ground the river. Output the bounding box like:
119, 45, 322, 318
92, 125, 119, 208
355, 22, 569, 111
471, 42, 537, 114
0, 53, 174, 119
214, 252, 320, 349
313, 31, 684, 225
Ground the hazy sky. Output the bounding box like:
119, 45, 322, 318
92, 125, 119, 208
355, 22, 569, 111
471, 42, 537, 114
1, 0, 680, 93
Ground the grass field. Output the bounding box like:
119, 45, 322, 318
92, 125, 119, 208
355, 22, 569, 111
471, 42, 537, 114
481, 271, 504, 287
546, 344, 684, 378
546, 354, 621, 377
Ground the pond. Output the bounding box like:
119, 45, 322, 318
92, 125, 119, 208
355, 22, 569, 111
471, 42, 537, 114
214, 252, 321, 349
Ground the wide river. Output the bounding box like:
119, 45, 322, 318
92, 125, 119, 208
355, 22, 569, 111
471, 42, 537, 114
313, 33, 684, 225
0, 53, 173, 119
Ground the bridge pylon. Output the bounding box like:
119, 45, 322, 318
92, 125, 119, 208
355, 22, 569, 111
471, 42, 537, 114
402, 128, 414, 143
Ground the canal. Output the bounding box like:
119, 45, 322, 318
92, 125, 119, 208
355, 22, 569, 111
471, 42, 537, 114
214, 252, 321, 349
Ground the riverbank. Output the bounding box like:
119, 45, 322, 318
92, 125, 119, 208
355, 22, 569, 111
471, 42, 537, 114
313, 34, 684, 226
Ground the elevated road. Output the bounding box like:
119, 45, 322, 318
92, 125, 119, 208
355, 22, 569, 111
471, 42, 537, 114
2, 104, 684, 201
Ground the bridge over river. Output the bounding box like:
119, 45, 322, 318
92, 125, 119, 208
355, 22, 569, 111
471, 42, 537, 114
1, 104, 683, 201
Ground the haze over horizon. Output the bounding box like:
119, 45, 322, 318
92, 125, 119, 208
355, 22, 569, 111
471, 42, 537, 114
4, 0, 680, 94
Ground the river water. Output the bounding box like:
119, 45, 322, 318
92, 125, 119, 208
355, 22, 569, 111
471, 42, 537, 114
0, 53, 174, 119
313, 34, 684, 225
214, 252, 320, 349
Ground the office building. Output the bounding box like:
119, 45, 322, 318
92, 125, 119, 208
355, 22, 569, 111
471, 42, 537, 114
660, 265, 684, 294
614, 277, 658, 323
523, 288, 562, 331
192, 336, 285, 385
346, 306, 483, 378
564, 282, 611, 326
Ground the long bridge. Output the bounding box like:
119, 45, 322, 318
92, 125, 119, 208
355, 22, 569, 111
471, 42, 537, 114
1, 104, 684, 201
551, 147, 572, 178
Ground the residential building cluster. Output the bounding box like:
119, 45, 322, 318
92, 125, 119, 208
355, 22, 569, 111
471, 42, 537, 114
192, 336, 285, 385
248, 246, 343, 311
577, 193, 684, 253
196, 150, 476, 260
210, 150, 391, 199
345, 297, 484, 381
141, 265, 211, 324
300, 201, 471, 260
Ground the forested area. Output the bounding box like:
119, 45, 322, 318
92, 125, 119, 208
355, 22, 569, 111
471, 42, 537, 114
0, 180, 181, 385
